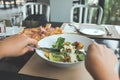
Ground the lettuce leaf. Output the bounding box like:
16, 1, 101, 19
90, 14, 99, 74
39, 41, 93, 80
52, 37, 65, 49
49, 53, 64, 61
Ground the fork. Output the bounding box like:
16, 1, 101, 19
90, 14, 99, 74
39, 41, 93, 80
31, 46, 60, 52
104, 26, 112, 36
68, 23, 81, 34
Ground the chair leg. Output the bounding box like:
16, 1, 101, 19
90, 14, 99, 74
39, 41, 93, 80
14, 0, 17, 7
3, 0, 7, 9
9, 2, 12, 8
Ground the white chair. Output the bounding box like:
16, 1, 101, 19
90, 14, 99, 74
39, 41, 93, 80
70, 4, 103, 24
22, 2, 50, 22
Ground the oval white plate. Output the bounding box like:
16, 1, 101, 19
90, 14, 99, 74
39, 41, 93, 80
79, 25, 106, 36
36, 34, 94, 67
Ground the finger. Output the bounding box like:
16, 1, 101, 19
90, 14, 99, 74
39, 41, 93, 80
20, 46, 34, 56
88, 42, 98, 51
27, 46, 35, 51
27, 38, 39, 48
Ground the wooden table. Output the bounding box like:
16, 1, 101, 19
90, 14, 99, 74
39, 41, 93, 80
19, 54, 93, 80
61, 23, 120, 40
19, 23, 120, 80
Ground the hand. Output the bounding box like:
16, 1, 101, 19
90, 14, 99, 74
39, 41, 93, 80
0, 34, 39, 58
85, 42, 119, 80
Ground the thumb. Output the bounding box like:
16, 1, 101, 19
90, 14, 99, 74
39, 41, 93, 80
20, 46, 34, 56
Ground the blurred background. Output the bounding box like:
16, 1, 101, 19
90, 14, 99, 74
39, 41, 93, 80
0, 0, 120, 25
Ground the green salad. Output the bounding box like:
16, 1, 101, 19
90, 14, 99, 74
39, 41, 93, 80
44, 37, 85, 62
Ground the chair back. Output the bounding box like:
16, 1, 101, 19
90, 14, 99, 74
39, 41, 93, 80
22, 2, 50, 22
70, 4, 103, 24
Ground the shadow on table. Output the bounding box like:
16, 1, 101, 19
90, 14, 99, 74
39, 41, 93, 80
0, 71, 57, 80
0, 51, 34, 72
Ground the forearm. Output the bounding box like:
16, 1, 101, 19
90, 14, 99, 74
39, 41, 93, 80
0, 41, 6, 59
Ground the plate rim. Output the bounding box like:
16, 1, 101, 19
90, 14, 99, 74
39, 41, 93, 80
79, 26, 106, 36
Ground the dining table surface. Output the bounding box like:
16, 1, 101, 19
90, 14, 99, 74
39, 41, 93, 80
61, 23, 120, 40
17, 22, 120, 80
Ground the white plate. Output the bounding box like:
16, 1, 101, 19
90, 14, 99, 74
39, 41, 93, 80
36, 34, 94, 67
79, 25, 106, 36
6, 27, 24, 36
